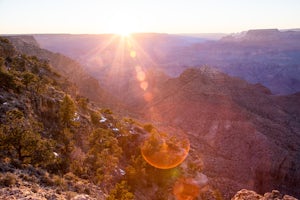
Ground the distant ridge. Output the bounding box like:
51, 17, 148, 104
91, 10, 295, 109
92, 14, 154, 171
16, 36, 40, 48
34, 30, 300, 94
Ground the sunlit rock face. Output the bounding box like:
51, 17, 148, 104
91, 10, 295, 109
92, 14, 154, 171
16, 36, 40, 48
141, 67, 300, 199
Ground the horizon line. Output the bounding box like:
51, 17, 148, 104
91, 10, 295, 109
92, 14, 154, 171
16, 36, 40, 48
1, 28, 300, 36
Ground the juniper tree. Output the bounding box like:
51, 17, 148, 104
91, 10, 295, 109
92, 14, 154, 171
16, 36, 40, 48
0, 109, 55, 167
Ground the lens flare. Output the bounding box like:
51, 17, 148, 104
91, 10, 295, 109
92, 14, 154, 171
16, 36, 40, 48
143, 92, 153, 102
173, 178, 200, 200
137, 71, 146, 81
130, 50, 136, 58
135, 65, 142, 72
141, 131, 190, 169
140, 81, 148, 90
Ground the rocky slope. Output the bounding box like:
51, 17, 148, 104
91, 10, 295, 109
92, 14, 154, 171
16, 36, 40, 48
5, 35, 119, 108
140, 67, 300, 198
0, 164, 104, 200
1, 36, 299, 200
0, 36, 110, 199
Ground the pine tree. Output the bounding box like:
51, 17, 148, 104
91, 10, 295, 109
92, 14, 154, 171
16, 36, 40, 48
86, 128, 122, 185
59, 95, 76, 127
0, 109, 55, 167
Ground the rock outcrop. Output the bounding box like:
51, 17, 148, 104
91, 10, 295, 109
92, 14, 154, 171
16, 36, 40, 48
232, 189, 298, 200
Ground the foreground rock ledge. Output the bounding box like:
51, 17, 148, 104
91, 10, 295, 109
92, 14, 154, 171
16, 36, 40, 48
232, 189, 298, 200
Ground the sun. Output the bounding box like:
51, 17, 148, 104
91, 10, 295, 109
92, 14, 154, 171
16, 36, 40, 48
111, 22, 134, 37
114, 25, 132, 37
108, 12, 138, 37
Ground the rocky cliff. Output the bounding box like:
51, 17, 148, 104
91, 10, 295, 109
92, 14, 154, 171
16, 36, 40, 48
141, 67, 300, 198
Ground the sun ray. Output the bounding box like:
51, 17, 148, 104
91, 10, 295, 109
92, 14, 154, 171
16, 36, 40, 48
81, 34, 119, 75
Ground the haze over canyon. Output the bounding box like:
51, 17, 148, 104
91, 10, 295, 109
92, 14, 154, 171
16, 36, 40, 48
0, 28, 299, 199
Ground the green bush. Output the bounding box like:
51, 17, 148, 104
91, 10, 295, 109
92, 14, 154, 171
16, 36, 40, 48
11, 57, 26, 72
59, 95, 76, 127
0, 109, 56, 167
0, 68, 19, 91
86, 128, 122, 185
21, 71, 38, 88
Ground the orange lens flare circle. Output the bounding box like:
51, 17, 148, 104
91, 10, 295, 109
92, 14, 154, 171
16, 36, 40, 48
173, 178, 200, 200
141, 132, 190, 169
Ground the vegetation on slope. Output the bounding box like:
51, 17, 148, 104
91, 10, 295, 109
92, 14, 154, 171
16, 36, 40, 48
0, 36, 211, 199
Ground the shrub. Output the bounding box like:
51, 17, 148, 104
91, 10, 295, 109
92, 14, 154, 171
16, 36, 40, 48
0, 109, 56, 167
52, 175, 67, 190
40, 173, 54, 186
77, 96, 88, 110
90, 111, 101, 126
107, 181, 134, 200
0, 173, 17, 187
143, 124, 154, 133
0, 67, 18, 91
101, 108, 113, 115
86, 128, 122, 185
21, 71, 38, 89
59, 95, 76, 127
0, 37, 10, 43
11, 57, 26, 71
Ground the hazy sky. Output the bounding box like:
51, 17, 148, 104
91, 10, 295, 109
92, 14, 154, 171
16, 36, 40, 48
0, 0, 299, 34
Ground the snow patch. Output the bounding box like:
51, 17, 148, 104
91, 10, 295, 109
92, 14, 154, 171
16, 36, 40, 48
99, 116, 107, 123
73, 112, 80, 121
112, 128, 119, 132
119, 168, 126, 176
